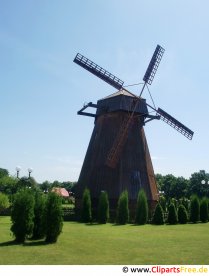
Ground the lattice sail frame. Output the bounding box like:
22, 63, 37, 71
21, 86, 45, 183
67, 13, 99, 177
74, 53, 124, 90
157, 108, 194, 140
143, 45, 165, 85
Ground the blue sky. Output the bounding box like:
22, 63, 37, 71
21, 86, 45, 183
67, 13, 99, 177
0, 0, 209, 183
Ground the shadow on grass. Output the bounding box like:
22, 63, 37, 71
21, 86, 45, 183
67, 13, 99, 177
0, 240, 47, 247
0, 240, 20, 247
85, 223, 104, 226
112, 224, 125, 226
85, 222, 133, 226
85, 222, 125, 226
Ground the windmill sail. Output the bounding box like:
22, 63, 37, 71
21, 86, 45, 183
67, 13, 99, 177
74, 53, 124, 90
157, 108, 194, 140
143, 45, 165, 85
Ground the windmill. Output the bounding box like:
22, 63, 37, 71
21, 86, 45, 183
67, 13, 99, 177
73, 45, 194, 218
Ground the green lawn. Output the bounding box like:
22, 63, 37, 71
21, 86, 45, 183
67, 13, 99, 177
0, 216, 209, 265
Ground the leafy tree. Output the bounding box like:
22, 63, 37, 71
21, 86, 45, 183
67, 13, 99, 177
0, 176, 18, 195
175, 177, 189, 199
45, 192, 63, 243
160, 174, 178, 199
167, 203, 178, 224
10, 190, 35, 243
0, 193, 9, 212
17, 177, 37, 191
0, 168, 9, 179
51, 180, 62, 188
158, 174, 189, 200
200, 197, 208, 223
152, 203, 164, 225
188, 170, 209, 197
178, 204, 188, 224
116, 190, 129, 225
135, 189, 148, 225
167, 177, 188, 200
155, 173, 164, 192
68, 182, 77, 194
190, 195, 200, 223
39, 181, 51, 193
32, 192, 46, 239
98, 191, 109, 224
81, 188, 92, 223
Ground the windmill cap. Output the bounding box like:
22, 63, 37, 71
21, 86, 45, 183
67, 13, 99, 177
100, 89, 142, 100
97, 89, 148, 115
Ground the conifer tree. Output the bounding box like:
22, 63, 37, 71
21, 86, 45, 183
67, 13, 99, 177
190, 195, 200, 223
98, 191, 109, 224
178, 204, 188, 224
135, 189, 148, 225
152, 203, 164, 225
116, 190, 129, 225
11, 189, 35, 243
45, 192, 63, 243
32, 192, 46, 239
200, 197, 208, 223
167, 203, 178, 224
81, 188, 92, 223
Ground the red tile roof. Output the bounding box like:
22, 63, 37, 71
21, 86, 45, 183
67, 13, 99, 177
52, 187, 69, 197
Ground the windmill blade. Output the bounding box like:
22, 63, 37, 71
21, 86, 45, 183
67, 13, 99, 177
74, 53, 124, 90
143, 45, 165, 85
157, 108, 194, 140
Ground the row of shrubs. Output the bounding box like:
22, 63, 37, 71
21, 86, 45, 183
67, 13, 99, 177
10, 189, 63, 243
80, 188, 209, 225
156, 195, 209, 225
80, 188, 149, 224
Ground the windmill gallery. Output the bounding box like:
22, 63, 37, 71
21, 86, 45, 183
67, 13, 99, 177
73, 45, 194, 218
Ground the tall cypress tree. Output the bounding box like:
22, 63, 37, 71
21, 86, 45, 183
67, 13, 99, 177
81, 188, 92, 223
200, 197, 208, 223
116, 190, 129, 225
190, 195, 200, 223
152, 203, 164, 225
11, 189, 35, 243
167, 203, 178, 224
178, 204, 188, 224
98, 191, 109, 224
135, 189, 148, 225
32, 192, 46, 239
45, 192, 63, 243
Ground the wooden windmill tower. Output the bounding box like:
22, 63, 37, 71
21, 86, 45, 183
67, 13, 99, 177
73, 45, 194, 218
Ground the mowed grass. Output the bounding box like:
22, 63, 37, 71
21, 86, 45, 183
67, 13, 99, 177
0, 216, 209, 265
